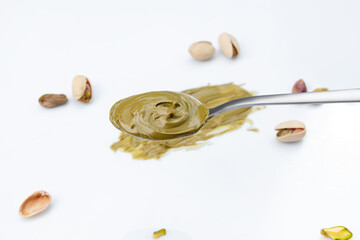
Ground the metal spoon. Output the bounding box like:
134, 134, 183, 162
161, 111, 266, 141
112, 89, 360, 140
208, 88, 360, 118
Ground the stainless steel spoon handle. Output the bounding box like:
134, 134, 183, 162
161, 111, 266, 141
209, 89, 360, 117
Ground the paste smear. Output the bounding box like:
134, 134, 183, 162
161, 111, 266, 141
111, 83, 256, 159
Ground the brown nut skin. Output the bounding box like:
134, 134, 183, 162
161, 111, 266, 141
38, 94, 68, 108
188, 41, 215, 61
19, 190, 51, 217
72, 75, 92, 103
275, 120, 306, 142
218, 33, 240, 58
292, 79, 307, 93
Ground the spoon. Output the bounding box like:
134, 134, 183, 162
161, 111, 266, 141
111, 89, 360, 140
208, 88, 360, 118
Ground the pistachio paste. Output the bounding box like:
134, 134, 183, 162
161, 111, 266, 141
110, 91, 209, 140
314, 88, 329, 92
111, 83, 257, 159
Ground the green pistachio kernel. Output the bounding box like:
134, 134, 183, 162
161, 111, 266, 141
321, 226, 352, 240
85, 90, 91, 99
314, 88, 329, 92
153, 228, 166, 239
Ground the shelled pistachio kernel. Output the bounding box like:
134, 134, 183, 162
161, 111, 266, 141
218, 32, 240, 58
153, 228, 166, 239
321, 226, 352, 240
188, 41, 215, 61
38, 94, 68, 108
314, 88, 329, 92
292, 79, 307, 93
19, 190, 51, 217
275, 120, 306, 142
72, 75, 92, 103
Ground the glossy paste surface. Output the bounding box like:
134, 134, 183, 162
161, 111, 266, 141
111, 83, 254, 159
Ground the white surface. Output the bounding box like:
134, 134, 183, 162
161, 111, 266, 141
1, 0, 360, 239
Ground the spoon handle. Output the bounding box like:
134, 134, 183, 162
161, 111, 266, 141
209, 89, 360, 117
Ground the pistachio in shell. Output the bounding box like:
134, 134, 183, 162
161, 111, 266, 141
275, 120, 306, 142
218, 33, 240, 58
188, 41, 215, 61
72, 75, 92, 103
19, 190, 51, 217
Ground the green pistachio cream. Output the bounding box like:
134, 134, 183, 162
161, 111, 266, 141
110, 91, 209, 140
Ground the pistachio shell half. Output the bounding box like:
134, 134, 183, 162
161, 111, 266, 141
275, 120, 306, 142
188, 41, 215, 61
72, 75, 92, 103
218, 33, 240, 58
19, 190, 51, 217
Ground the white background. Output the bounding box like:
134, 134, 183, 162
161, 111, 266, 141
1, 0, 360, 239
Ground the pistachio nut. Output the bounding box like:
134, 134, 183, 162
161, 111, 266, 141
218, 33, 240, 58
321, 226, 353, 240
72, 75, 92, 103
314, 88, 329, 92
19, 190, 51, 217
275, 120, 306, 142
292, 79, 307, 93
188, 41, 215, 61
153, 228, 166, 239
38, 94, 68, 108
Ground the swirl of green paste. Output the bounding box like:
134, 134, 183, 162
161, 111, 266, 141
110, 91, 209, 140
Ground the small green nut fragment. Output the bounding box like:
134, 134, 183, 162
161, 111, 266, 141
153, 228, 166, 239
321, 226, 352, 240
314, 88, 329, 92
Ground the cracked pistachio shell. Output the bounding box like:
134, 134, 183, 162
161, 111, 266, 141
188, 41, 215, 61
275, 120, 306, 142
19, 190, 51, 217
72, 75, 92, 103
321, 226, 353, 240
218, 33, 240, 58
